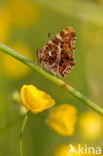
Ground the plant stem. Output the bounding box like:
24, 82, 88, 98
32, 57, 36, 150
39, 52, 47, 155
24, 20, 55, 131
20, 113, 28, 156
0, 43, 103, 116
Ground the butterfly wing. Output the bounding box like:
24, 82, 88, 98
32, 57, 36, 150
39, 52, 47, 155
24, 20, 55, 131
37, 27, 76, 77
58, 27, 76, 76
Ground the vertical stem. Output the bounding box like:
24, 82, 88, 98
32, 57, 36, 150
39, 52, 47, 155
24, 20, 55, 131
20, 113, 28, 156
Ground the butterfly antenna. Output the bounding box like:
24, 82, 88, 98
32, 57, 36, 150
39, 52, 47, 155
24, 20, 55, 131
48, 32, 51, 38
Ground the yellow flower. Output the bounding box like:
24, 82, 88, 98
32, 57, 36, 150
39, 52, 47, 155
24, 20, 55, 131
2, 42, 32, 78
48, 104, 77, 136
6, 0, 40, 27
20, 85, 55, 113
79, 111, 103, 141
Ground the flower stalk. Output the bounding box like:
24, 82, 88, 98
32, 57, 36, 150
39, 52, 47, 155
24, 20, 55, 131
20, 113, 28, 156
0, 43, 103, 116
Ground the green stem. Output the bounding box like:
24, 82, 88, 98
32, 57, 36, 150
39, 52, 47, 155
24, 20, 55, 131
20, 113, 28, 156
0, 43, 103, 116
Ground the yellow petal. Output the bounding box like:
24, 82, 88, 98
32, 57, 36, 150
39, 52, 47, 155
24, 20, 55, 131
48, 104, 77, 136
20, 84, 55, 113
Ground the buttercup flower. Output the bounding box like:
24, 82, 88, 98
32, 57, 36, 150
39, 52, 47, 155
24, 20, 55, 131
79, 111, 103, 141
20, 85, 55, 113
48, 104, 77, 136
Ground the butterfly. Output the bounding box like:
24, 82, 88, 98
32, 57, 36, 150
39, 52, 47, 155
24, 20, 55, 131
37, 27, 76, 77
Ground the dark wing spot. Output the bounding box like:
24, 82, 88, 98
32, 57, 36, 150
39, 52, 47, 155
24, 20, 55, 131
52, 37, 60, 45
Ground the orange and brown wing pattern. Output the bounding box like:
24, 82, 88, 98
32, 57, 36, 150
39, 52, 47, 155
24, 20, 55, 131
37, 27, 76, 77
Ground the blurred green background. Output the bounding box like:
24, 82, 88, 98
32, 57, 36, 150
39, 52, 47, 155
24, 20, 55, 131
0, 0, 103, 155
